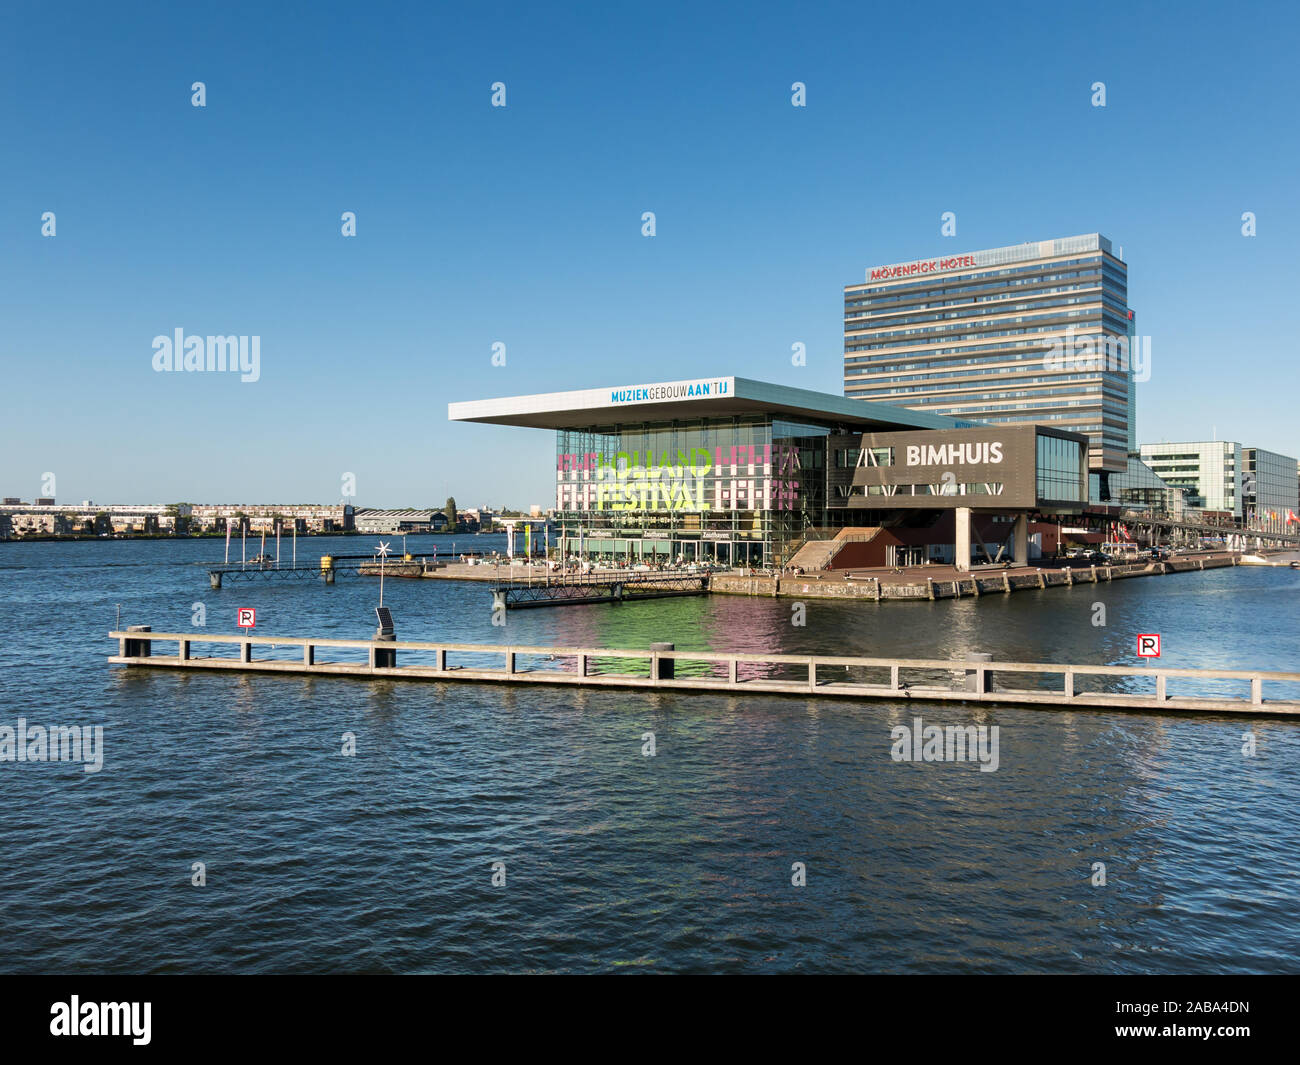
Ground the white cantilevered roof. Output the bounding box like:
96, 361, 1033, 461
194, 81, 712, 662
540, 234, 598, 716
448, 376, 971, 431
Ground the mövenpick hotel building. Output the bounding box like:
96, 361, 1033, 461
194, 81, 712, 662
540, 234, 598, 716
844, 234, 1134, 476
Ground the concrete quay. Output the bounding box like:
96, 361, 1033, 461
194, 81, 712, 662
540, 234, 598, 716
711, 551, 1242, 602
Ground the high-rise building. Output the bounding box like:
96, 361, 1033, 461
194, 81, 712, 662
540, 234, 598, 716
844, 234, 1133, 473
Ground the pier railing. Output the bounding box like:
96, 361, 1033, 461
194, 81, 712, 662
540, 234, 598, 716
108, 629, 1300, 715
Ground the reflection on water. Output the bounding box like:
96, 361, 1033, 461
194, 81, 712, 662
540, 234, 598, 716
0, 536, 1297, 973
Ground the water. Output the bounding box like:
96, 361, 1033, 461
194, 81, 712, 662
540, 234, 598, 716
1, 536, 1298, 973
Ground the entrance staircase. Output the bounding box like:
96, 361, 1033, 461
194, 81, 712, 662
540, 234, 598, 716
785, 527, 881, 571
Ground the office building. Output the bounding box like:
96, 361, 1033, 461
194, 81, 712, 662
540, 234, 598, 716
1139, 442, 1242, 517
844, 234, 1133, 474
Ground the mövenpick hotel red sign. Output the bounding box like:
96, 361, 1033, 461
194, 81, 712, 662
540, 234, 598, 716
868, 255, 978, 281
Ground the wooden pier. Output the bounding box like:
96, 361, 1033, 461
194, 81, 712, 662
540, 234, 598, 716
204, 554, 446, 588
108, 628, 1300, 716
491, 572, 709, 609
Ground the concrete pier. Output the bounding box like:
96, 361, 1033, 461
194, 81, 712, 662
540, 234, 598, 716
107, 629, 1300, 717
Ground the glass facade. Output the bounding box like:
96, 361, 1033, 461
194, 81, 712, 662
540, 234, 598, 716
1090, 455, 1184, 515
1243, 447, 1299, 528
554, 416, 833, 567
1036, 434, 1087, 503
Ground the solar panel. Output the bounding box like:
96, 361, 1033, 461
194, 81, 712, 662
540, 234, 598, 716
374, 606, 394, 635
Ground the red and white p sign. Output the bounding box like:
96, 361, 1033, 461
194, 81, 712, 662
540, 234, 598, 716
237, 607, 256, 630
1137, 633, 1160, 658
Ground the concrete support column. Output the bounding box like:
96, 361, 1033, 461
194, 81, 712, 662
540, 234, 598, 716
964, 652, 993, 693
1013, 512, 1029, 566
954, 507, 972, 573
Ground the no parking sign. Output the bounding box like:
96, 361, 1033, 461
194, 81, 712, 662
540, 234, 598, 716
237, 607, 256, 630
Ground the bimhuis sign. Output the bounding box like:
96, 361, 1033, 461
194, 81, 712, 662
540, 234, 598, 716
850, 426, 1038, 508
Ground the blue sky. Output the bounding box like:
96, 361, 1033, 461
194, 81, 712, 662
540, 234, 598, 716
2, 0, 1297, 508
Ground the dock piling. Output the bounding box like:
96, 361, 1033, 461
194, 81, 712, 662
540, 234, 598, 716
122, 625, 152, 658
372, 634, 397, 668
651, 642, 675, 681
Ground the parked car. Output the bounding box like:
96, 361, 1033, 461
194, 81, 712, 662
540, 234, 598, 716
1087, 550, 1112, 563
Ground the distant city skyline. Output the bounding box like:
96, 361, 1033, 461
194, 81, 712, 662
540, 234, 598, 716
3, 0, 1298, 507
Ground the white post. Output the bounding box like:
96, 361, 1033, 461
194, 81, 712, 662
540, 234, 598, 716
955, 507, 972, 573
1013, 513, 1029, 566
376, 540, 390, 608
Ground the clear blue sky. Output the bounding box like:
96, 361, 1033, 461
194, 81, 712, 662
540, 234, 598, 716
2, 0, 1297, 508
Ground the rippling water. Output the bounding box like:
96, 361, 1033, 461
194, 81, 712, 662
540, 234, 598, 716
1, 536, 1297, 973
